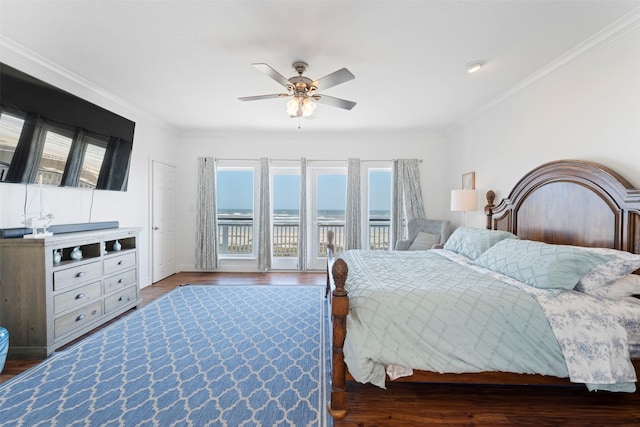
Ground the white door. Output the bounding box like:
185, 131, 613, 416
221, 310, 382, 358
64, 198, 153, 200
271, 168, 301, 270
309, 168, 347, 270
152, 160, 177, 282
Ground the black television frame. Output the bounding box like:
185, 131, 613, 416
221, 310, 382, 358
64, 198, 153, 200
0, 63, 135, 191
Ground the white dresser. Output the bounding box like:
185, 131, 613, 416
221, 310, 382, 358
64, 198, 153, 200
0, 227, 141, 358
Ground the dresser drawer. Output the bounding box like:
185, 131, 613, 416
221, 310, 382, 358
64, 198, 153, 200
54, 281, 101, 315
54, 300, 102, 338
53, 261, 102, 291
103, 269, 137, 294
104, 252, 136, 275
104, 285, 138, 314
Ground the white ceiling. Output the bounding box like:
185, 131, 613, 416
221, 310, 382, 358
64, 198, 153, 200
1, 0, 638, 133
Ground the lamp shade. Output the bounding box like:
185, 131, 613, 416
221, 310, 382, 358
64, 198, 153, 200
450, 189, 477, 212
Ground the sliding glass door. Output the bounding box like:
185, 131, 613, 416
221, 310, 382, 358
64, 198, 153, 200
309, 167, 346, 270
216, 165, 257, 259
271, 168, 301, 269
366, 168, 392, 250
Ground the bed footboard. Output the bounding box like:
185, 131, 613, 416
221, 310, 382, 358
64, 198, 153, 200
327, 254, 350, 419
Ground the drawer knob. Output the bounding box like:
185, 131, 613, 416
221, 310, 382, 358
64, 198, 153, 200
75, 293, 85, 300
75, 272, 85, 278
76, 314, 86, 322
118, 278, 125, 284
118, 296, 126, 301
117, 261, 124, 265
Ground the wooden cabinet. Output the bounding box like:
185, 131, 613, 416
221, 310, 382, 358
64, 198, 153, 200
0, 227, 141, 358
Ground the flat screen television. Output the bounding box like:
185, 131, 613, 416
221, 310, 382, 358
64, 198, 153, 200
0, 63, 135, 191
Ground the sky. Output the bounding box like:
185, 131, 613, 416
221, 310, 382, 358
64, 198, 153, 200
217, 169, 391, 212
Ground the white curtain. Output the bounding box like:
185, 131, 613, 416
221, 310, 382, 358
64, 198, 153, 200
297, 158, 308, 271
258, 157, 271, 271
391, 161, 403, 250
402, 158, 426, 220
195, 157, 218, 269
345, 158, 361, 250
391, 159, 426, 249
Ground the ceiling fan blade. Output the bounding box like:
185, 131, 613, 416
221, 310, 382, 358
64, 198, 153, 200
238, 94, 289, 101
312, 68, 355, 91
315, 94, 357, 110
252, 63, 292, 89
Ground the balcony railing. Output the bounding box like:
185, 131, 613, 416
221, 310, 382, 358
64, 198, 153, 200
218, 216, 391, 256
218, 217, 254, 254
0, 166, 93, 188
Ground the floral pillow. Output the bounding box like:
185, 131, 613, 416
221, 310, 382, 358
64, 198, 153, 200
603, 274, 640, 299
575, 247, 640, 297
443, 227, 518, 260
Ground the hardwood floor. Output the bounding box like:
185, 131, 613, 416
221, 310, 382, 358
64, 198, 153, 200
2, 271, 639, 426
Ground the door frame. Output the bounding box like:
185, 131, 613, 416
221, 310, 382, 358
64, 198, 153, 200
308, 164, 347, 270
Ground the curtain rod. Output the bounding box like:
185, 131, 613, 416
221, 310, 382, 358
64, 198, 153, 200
214, 158, 423, 162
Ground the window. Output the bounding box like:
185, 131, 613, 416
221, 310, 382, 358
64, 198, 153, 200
208, 159, 393, 270
367, 168, 392, 250
0, 111, 24, 181
216, 167, 256, 257
310, 167, 346, 269
271, 168, 301, 269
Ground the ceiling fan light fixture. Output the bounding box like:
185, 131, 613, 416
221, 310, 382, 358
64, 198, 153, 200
286, 97, 301, 116
465, 61, 484, 73
301, 97, 316, 117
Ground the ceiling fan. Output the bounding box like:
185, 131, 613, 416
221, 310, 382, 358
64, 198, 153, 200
239, 61, 356, 118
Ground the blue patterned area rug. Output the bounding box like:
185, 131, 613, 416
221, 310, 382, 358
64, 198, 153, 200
0, 285, 331, 426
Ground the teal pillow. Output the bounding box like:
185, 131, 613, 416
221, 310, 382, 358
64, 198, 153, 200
443, 227, 518, 260
475, 239, 611, 290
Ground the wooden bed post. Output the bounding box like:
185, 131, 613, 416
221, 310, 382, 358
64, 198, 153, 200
485, 190, 495, 229
326, 230, 335, 297
328, 257, 349, 419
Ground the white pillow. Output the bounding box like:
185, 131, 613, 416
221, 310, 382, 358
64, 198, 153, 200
409, 232, 440, 250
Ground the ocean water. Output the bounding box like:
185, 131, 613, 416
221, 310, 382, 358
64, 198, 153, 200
218, 209, 390, 222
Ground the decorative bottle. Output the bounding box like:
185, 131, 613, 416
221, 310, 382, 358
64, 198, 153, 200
70, 246, 83, 260
53, 249, 62, 264
113, 240, 122, 251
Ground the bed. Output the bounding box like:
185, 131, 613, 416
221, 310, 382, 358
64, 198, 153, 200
326, 159, 640, 419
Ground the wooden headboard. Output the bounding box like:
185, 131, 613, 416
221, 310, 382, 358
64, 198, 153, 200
485, 159, 640, 254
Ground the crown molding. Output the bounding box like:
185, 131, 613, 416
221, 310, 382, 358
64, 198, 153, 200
0, 35, 178, 134
454, 7, 640, 130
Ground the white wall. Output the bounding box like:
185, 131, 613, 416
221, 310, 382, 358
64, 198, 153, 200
175, 130, 445, 271
4, 12, 637, 278
444, 18, 640, 229
0, 45, 180, 287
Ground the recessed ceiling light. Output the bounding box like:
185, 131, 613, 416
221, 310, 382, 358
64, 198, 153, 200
465, 61, 484, 73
